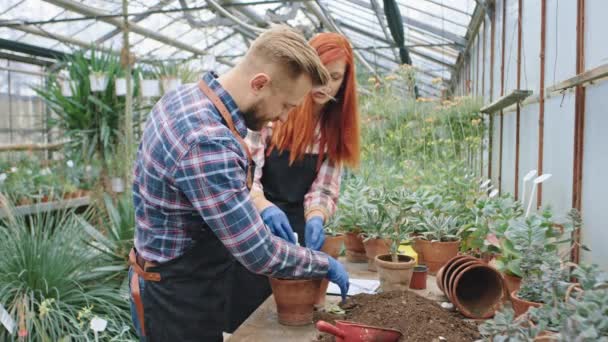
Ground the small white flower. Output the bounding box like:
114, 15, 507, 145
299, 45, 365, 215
0, 173, 7, 182
90, 316, 107, 332
66, 160, 74, 168
10, 167, 18, 173
40, 168, 52, 176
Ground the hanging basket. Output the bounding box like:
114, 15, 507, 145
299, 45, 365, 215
141, 79, 161, 97
115, 78, 133, 96
111, 177, 125, 193
89, 73, 109, 92
161, 77, 181, 93
61, 80, 77, 96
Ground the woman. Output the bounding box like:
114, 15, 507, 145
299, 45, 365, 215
225, 32, 360, 332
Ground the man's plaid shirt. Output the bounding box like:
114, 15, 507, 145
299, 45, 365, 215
133, 72, 329, 278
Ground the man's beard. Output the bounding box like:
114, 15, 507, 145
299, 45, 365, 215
242, 102, 267, 131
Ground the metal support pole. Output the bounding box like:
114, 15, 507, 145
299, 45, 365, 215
123, 0, 134, 183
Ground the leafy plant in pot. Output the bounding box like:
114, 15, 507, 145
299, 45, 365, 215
361, 188, 392, 271
374, 189, 416, 292
412, 210, 462, 274
337, 176, 372, 262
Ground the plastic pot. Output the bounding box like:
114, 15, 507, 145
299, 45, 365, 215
449, 263, 505, 318
344, 231, 367, 263
413, 239, 461, 274
409, 265, 428, 290
375, 254, 415, 292
111, 177, 125, 193
362, 237, 390, 271
115, 78, 134, 96
89, 73, 109, 92
510, 290, 542, 317
161, 77, 182, 93
315, 234, 344, 308
61, 80, 77, 96
269, 278, 321, 326
141, 79, 161, 97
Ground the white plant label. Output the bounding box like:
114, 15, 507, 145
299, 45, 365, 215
0, 304, 15, 335
90, 316, 108, 332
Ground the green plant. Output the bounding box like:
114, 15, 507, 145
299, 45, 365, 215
80, 193, 135, 286
479, 308, 534, 341
336, 175, 372, 233
0, 204, 134, 340
415, 210, 461, 242
154, 61, 180, 79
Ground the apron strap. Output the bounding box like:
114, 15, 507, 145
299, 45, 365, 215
130, 272, 146, 336
198, 80, 253, 190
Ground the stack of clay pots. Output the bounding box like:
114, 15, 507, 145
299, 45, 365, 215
436, 255, 505, 319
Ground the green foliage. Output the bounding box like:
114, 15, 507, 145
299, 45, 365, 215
0, 206, 134, 340
479, 308, 534, 341
336, 175, 372, 232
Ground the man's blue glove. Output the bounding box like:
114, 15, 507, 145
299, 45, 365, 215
260, 206, 296, 244
327, 257, 350, 302
305, 217, 325, 251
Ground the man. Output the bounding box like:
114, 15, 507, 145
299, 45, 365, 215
128, 25, 350, 342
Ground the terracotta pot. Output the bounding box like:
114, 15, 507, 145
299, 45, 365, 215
534, 330, 559, 341
510, 290, 542, 317
344, 231, 367, 263
409, 265, 428, 290
269, 278, 322, 326
375, 254, 416, 292
413, 239, 461, 274
440, 255, 478, 294
446, 260, 480, 302
449, 263, 505, 319
503, 272, 522, 296
315, 234, 344, 308
362, 237, 390, 271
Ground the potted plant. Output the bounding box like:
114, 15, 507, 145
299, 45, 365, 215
374, 188, 416, 292
412, 210, 462, 274
88, 49, 116, 92
337, 176, 371, 263
156, 62, 182, 93
114, 69, 134, 96
314, 214, 345, 308
140, 68, 160, 98
361, 189, 392, 271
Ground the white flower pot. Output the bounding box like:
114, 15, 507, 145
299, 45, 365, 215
111, 177, 125, 193
141, 79, 161, 97
89, 73, 109, 92
115, 78, 134, 96
161, 77, 181, 93
61, 80, 77, 96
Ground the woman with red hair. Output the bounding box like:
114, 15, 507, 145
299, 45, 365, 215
225, 32, 360, 331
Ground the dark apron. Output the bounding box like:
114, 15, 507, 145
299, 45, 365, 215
129, 78, 255, 341
225, 149, 320, 332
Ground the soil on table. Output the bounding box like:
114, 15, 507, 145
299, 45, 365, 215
314, 291, 481, 342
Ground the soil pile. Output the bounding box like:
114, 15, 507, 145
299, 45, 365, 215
314, 291, 481, 342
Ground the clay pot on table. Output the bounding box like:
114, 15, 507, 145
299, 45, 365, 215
502, 272, 522, 298
510, 290, 542, 317
269, 278, 322, 326
344, 231, 367, 263
438, 255, 478, 293
362, 237, 391, 272
315, 234, 344, 309
409, 265, 428, 290
413, 238, 461, 274
375, 254, 415, 292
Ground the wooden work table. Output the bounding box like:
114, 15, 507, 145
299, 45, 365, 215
228, 258, 445, 341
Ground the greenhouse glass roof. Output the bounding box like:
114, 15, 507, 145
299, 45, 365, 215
0, 0, 477, 97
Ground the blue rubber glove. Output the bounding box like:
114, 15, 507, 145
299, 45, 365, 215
327, 257, 350, 302
260, 206, 296, 244
305, 217, 325, 251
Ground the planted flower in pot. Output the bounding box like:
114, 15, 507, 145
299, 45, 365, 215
155, 62, 182, 93
361, 190, 392, 271
337, 176, 371, 263
412, 211, 462, 274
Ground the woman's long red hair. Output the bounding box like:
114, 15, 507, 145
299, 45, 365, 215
268, 32, 360, 169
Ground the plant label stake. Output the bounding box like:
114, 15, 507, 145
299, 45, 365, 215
0, 303, 15, 335
90, 316, 108, 342
525, 174, 552, 217
521, 170, 537, 207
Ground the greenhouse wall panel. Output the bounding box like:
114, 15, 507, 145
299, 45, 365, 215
544, 0, 577, 86
503, 0, 519, 95
521, 0, 541, 94
500, 111, 517, 195
540, 94, 575, 217
518, 103, 539, 199
491, 115, 501, 187
585, 0, 608, 70
492, 0, 504, 101
581, 80, 608, 270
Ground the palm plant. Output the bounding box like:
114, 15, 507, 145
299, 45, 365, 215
0, 202, 134, 341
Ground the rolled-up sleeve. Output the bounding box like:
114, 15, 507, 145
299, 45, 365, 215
304, 159, 343, 221
173, 136, 329, 278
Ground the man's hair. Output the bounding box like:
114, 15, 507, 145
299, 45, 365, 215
245, 25, 329, 86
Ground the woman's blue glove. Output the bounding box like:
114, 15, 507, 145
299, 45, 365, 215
327, 257, 350, 302
305, 217, 326, 251
260, 206, 296, 244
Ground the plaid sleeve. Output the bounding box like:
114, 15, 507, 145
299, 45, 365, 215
173, 136, 329, 278
304, 159, 343, 221
245, 125, 275, 212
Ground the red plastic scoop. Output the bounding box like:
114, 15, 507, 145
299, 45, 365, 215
316, 320, 402, 342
